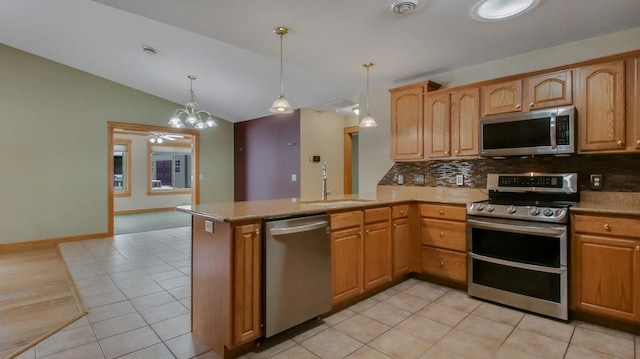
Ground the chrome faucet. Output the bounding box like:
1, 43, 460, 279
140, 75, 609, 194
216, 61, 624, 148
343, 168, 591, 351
321, 162, 328, 200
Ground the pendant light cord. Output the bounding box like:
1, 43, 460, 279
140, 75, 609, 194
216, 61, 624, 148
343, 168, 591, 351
279, 33, 284, 97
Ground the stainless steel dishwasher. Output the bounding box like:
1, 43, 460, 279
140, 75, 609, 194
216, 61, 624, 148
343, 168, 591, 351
264, 214, 331, 338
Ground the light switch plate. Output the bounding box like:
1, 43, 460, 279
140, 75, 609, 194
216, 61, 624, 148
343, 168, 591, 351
456, 175, 464, 186
291, 174, 297, 181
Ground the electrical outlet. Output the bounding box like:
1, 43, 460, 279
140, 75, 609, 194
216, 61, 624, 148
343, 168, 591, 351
456, 175, 464, 186
291, 174, 297, 182
204, 220, 213, 233
414, 174, 425, 185
590, 174, 603, 190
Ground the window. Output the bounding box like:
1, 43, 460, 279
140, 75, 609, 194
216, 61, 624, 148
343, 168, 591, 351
148, 142, 193, 194
113, 139, 131, 197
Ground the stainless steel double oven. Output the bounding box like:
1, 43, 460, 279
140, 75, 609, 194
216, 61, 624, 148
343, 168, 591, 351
467, 173, 578, 320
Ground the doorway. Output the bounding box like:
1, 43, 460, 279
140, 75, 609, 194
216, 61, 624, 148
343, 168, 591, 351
107, 122, 200, 236
343, 126, 359, 194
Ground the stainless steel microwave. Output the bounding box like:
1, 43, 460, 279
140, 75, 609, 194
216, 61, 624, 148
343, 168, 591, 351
480, 106, 575, 157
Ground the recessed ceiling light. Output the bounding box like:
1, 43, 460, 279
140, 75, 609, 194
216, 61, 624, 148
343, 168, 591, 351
471, 0, 540, 21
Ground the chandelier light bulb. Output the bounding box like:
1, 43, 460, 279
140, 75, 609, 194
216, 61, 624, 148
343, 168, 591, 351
157, 137, 163, 144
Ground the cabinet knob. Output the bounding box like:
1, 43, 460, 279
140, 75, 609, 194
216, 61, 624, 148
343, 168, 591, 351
393, 223, 397, 228
636, 245, 640, 252
444, 151, 449, 155
366, 229, 370, 235
400, 210, 404, 215
439, 210, 445, 215
515, 104, 521, 109
636, 139, 640, 145
440, 261, 444, 267
255, 229, 260, 235
604, 224, 611, 231
530, 102, 535, 107
439, 232, 445, 237
454, 150, 459, 155
617, 140, 624, 146
358, 231, 362, 238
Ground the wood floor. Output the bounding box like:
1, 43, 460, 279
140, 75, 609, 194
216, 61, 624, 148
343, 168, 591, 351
0, 244, 86, 359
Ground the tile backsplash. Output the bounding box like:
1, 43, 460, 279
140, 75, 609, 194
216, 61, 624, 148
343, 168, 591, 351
378, 154, 640, 192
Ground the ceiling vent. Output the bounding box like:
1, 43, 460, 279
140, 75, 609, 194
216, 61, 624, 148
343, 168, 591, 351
390, 0, 419, 15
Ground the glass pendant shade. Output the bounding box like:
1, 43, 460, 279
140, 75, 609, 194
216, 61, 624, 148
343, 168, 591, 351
270, 95, 293, 113
359, 62, 378, 128
360, 114, 378, 127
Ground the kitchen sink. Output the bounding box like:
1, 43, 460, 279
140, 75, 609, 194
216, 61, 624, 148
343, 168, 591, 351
303, 199, 373, 207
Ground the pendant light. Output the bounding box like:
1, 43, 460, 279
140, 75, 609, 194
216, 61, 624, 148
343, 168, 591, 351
359, 62, 378, 127
269, 27, 293, 114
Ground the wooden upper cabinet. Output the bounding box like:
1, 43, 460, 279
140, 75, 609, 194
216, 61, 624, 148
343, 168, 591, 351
391, 85, 424, 160
576, 60, 626, 152
451, 87, 480, 157
523, 70, 573, 110
390, 81, 441, 161
627, 57, 640, 151
425, 92, 451, 158
482, 79, 522, 116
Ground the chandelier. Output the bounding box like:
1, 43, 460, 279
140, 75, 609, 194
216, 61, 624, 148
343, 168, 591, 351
269, 27, 293, 114
168, 75, 217, 129
359, 62, 378, 127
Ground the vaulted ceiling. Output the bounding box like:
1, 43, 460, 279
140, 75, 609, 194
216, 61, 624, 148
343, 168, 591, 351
1, 0, 639, 122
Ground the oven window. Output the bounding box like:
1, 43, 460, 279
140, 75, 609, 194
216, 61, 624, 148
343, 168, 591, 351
472, 259, 561, 303
471, 227, 561, 267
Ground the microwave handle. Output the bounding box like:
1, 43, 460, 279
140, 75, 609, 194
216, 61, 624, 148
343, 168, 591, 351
550, 113, 557, 149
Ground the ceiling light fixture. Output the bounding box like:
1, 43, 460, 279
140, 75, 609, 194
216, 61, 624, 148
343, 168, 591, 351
168, 75, 217, 129
471, 0, 540, 21
149, 133, 184, 143
359, 63, 378, 128
269, 27, 293, 114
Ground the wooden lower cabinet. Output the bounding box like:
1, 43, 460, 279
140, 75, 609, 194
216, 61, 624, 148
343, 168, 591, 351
392, 217, 410, 277
233, 223, 261, 345
571, 214, 640, 323
419, 203, 467, 284
364, 209, 392, 291
331, 226, 364, 304
191, 217, 261, 358
420, 246, 467, 283
331, 211, 364, 304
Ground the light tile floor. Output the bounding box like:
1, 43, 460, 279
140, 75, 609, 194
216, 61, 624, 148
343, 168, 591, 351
13, 227, 640, 359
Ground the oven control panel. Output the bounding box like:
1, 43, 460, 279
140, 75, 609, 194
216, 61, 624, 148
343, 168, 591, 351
467, 202, 568, 223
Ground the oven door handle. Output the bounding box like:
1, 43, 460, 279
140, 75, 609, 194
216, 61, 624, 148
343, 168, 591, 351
467, 219, 566, 237
469, 253, 565, 274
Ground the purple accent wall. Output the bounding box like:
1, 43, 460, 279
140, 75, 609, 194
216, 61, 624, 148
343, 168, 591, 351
234, 110, 301, 201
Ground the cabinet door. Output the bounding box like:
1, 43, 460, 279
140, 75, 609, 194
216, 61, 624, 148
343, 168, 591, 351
363, 221, 392, 290
391, 85, 424, 160
420, 246, 467, 283
392, 218, 410, 278
626, 57, 640, 151
482, 80, 522, 116
451, 87, 480, 157
572, 234, 640, 322
233, 223, 261, 345
425, 92, 451, 158
576, 60, 626, 152
331, 226, 364, 304
523, 70, 572, 110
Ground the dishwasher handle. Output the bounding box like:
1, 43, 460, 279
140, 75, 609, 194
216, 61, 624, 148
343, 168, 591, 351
269, 221, 329, 236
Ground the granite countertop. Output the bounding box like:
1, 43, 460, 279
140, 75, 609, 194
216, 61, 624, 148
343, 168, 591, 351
570, 192, 640, 216
177, 185, 489, 222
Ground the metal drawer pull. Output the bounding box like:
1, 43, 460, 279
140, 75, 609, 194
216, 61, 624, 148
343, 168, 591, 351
439, 210, 445, 215
604, 223, 611, 231
439, 232, 445, 237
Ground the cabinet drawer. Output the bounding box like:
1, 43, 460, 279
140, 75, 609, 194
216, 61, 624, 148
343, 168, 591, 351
573, 215, 640, 239
364, 207, 390, 224
392, 204, 410, 219
331, 211, 363, 230
420, 218, 467, 251
419, 204, 466, 221
420, 246, 467, 283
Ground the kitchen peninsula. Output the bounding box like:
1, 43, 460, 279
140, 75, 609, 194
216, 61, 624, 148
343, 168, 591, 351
177, 186, 487, 358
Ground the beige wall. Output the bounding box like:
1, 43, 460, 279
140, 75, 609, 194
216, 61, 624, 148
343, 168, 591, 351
0, 43, 234, 244
357, 27, 640, 194
299, 109, 354, 199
